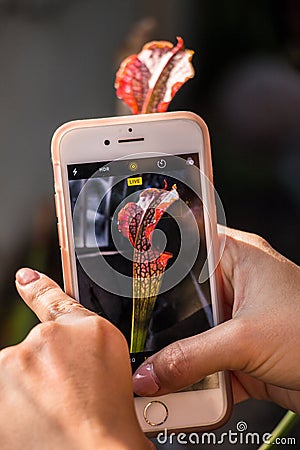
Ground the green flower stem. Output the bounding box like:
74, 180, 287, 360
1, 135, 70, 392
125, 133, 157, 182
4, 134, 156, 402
130, 294, 158, 353
258, 411, 299, 450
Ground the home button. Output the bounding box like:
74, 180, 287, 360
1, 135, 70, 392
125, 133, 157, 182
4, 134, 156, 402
143, 401, 169, 426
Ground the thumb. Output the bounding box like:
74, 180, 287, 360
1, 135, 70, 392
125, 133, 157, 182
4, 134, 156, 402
133, 318, 247, 396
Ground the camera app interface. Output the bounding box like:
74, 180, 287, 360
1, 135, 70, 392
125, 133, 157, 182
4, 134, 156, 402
68, 154, 218, 390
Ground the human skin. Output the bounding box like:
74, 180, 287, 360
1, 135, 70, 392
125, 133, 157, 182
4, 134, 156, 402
0, 228, 299, 449
0, 269, 152, 450
133, 227, 300, 415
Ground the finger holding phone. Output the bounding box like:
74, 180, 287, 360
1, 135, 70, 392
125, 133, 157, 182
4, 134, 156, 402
2, 226, 299, 450
133, 226, 300, 415
0, 268, 152, 450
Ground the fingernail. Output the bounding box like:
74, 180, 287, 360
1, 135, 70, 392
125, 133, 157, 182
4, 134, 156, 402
133, 363, 160, 396
16, 268, 40, 286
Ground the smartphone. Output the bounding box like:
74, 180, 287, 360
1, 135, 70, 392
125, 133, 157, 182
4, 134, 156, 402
51, 111, 232, 435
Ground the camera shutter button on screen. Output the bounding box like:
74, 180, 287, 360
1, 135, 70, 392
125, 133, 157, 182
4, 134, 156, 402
143, 401, 168, 426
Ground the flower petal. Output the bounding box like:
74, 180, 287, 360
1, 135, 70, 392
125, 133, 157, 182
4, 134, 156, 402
115, 37, 194, 114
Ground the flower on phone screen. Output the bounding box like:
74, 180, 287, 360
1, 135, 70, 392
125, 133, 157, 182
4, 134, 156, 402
118, 184, 179, 352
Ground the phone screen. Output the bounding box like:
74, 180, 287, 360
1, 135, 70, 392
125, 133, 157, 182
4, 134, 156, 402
67, 153, 219, 391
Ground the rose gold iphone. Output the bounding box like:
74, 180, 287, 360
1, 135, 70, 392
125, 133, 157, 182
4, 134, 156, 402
51, 111, 232, 435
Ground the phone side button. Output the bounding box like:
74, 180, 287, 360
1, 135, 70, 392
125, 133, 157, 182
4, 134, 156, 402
57, 222, 65, 249
143, 401, 168, 427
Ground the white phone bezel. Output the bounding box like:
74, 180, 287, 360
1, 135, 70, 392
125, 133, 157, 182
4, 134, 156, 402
51, 111, 232, 435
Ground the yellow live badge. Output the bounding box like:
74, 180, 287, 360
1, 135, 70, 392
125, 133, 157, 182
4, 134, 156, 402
127, 177, 143, 186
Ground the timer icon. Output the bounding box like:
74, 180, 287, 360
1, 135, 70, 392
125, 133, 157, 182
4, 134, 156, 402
157, 159, 167, 169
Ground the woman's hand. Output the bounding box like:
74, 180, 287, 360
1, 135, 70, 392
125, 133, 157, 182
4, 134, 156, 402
0, 269, 152, 450
133, 227, 300, 414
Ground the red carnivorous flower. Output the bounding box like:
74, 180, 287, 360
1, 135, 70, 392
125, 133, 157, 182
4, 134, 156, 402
115, 37, 194, 114
118, 184, 179, 352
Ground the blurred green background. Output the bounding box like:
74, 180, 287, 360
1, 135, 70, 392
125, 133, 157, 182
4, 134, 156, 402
0, 1, 299, 448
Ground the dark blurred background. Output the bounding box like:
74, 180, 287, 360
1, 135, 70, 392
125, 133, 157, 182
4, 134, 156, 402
0, 0, 299, 448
